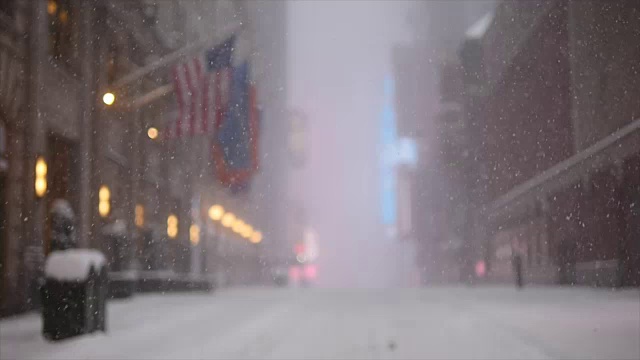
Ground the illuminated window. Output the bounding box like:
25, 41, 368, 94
135, 204, 144, 228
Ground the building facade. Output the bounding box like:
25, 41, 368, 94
0, 0, 287, 316
460, 0, 640, 286
393, 0, 495, 284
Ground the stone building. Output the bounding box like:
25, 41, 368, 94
0, 0, 287, 316
0, 0, 186, 315
460, 0, 640, 286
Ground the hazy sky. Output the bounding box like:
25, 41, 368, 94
288, 1, 413, 287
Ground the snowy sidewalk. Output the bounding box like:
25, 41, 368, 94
1, 286, 638, 359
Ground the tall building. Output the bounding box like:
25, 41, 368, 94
393, 1, 495, 284
248, 0, 289, 277
461, 0, 640, 286
0, 0, 288, 315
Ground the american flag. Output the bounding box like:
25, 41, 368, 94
208, 32, 261, 190
166, 36, 235, 138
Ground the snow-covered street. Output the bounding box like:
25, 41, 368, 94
2, 286, 639, 360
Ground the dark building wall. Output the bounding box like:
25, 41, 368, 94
472, 0, 640, 286
569, 0, 640, 150
482, 0, 573, 201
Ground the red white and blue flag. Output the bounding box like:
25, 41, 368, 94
210, 34, 260, 190
167, 34, 260, 190
167, 36, 235, 138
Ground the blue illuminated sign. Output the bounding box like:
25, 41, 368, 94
380, 76, 397, 226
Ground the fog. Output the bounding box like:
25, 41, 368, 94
288, 1, 414, 288
3, 0, 640, 357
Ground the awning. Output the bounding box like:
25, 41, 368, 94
484, 118, 640, 224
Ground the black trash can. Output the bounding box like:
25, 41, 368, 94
42, 249, 108, 341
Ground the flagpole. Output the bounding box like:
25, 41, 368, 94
128, 83, 173, 109
112, 1, 265, 111
111, 23, 243, 91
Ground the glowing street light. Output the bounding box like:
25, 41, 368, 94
221, 212, 235, 228
34, 157, 47, 198
102, 92, 115, 106
241, 224, 253, 239
232, 219, 244, 234
47, 0, 57, 15
167, 214, 178, 239
147, 127, 158, 140
250, 231, 262, 244
98, 185, 110, 217
135, 204, 144, 228
190, 224, 200, 245
208, 205, 225, 222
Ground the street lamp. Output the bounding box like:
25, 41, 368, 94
135, 204, 144, 228
98, 185, 110, 217
47, 0, 57, 15
167, 214, 178, 239
232, 219, 244, 234
34, 157, 47, 198
190, 224, 200, 245
208, 205, 224, 222
250, 231, 262, 244
147, 127, 158, 140
102, 92, 115, 106
221, 212, 235, 228
241, 224, 253, 239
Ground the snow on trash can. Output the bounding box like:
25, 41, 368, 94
41, 249, 108, 340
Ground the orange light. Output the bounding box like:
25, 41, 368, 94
147, 127, 158, 140
250, 231, 262, 244
241, 225, 253, 239
47, 0, 57, 15
208, 205, 225, 221
98, 185, 110, 217
167, 214, 178, 239
232, 219, 244, 234
135, 204, 144, 228
98, 202, 110, 218
35, 157, 47, 198
190, 224, 200, 245
59, 9, 68, 23
221, 212, 235, 228
99, 186, 110, 202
